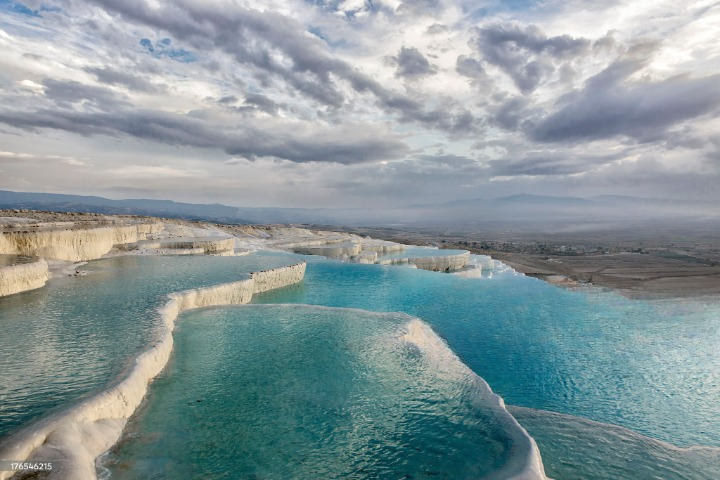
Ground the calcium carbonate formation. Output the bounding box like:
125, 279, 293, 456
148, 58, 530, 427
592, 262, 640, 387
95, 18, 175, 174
0, 257, 49, 297
0, 222, 162, 262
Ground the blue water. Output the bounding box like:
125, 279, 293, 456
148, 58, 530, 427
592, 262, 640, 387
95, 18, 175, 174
508, 406, 720, 480
0, 253, 300, 439
3, 249, 720, 479
107, 306, 527, 480
253, 254, 720, 448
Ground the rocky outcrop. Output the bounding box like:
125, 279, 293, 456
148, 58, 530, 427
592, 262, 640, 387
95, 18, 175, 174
378, 252, 470, 272
0, 261, 306, 480
0, 222, 162, 262
117, 237, 236, 255
251, 263, 307, 293
293, 243, 362, 258
0, 257, 49, 297
292, 240, 405, 264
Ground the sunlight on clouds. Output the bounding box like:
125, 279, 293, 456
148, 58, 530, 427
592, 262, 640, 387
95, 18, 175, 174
107, 165, 204, 178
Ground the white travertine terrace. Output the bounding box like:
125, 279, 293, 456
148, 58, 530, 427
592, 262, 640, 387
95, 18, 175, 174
292, 240, 406, 264
378, 252, 471, 272
0, 262, 306, 480
0, 257, 49, 297
116, 237, 236, 255
288, 238, 470, 272
0, 222, 163, 262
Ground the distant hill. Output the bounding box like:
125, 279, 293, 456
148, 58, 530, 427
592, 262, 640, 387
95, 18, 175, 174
0, 190, 338, 225
0, 189, 716, 231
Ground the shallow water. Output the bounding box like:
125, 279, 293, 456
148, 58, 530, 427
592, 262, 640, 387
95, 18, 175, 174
509, 406, 720, 480
3, 249, 720, 479
255, 254, 720, 449
107, 306, 529, 480
0, 253, 300, 438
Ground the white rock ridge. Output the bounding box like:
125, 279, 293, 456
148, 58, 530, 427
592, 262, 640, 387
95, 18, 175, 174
0, 222, 162, 262
116, 236, 236, 255
0, 261, 306, 480
0, 258, 49, 297
378, 252, 471, 272
292, 240, 406, 264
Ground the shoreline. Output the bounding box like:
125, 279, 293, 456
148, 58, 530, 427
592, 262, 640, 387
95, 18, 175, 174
318, 225, 720, 299
487, 251, 720, 299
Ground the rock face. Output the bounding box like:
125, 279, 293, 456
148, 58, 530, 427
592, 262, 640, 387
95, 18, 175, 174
293, 243, 362, 258
378, 252, 471, 272
292, 241, 405, 264
0, 258, 49, 297
251, 263, 306, 293
0, 222, 162, 261
117, 237, 236, 255
0, 261, 306, 480
408, 252, 470, 271
290, 240, 469, 272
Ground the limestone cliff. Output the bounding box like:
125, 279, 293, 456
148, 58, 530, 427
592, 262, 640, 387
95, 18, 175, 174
0, 222, 162, 262
0, 258, 49, 297
117, 237, 236, 255
378, 252, 471, 271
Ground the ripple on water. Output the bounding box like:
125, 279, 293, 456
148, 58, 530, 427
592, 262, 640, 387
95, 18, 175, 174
509, 406, 720, 480
106, 305, 538, 480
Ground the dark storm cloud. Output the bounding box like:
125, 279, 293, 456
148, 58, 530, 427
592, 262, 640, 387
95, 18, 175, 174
85, 66, 163, 93
469, 23, 590, 93
529, 58, 720, 143
394, 47, 437, 79
0, 108, 409, 164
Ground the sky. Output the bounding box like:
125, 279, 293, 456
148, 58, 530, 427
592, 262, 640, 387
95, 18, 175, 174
0, 0, 719, 209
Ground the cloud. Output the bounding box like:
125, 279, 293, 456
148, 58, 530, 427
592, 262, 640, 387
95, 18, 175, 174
242, 93, 283, 116
396, 0, 444, 16
86, 0, 356, 107
468, 23, 590, 93
487, 150, 625, 176
0, 107, 410, 164
41, 78, 130, 111
108, 165, 199, 178
426, 23, 449, 35
394, 46, 437, 79
528, 59, 720, 143
83, 0, 462, 130
85, 66, 164, 93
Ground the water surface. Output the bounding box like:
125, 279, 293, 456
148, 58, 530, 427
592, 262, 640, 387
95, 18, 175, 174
108, 305, 530, 480
0, 252, 300, 438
